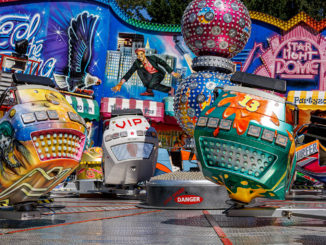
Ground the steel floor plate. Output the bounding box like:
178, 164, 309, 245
0, 195, 325, 245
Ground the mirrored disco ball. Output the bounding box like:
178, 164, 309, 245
182, 0, 251, 58
174, 71, 233, 136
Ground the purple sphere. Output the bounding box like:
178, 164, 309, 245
182, 0, 251, 58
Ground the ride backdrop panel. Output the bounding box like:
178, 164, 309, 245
1, 1, 326, 148
105, 11, 193, 102
0, 2, 109, 86
0, 3, 51, 76
1, 2, 326, 98
237, 13, 326, 92
45, 2, 108, 93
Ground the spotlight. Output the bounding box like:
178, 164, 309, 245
2, 39, 29, 72
13, 39, 29, 59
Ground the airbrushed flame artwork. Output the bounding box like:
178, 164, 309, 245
195, 86, 296, 203
0, 74, 87, 205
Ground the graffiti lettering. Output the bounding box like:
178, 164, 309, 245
28, 36, 43, 58
0, 14, 40, 49
25, 56, 57, 77
0, 13, 56, 77
0, 15, 29, 48
40, 58, 56, 77
163, 187, 185, 205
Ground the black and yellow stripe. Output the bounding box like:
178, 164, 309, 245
37, 198, 54, 204
0, 199, 10, 207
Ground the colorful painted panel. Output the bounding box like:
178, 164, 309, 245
195, 86, 296, 203
238, 13, 326, 92
77, 147, 103, 181
1, 1, 326, 147
105, 29, 193, 101
0, 85, 87, 204
296, 140, 326, 184
0, 0, 195, 146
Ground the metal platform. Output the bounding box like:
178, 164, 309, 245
0, 194, 325, 244
140, 171, 229, 209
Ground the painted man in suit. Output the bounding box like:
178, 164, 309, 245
112, 48, 181, 96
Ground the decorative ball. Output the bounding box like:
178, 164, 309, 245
182, 0, 251, 58
174, 71, 233, 136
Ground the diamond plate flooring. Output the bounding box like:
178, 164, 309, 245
0, 196, 325, 244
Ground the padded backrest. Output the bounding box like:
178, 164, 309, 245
13, 73, 55, 88
230, 71, 287, 94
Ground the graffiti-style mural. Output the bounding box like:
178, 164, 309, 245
0, 2, 326, 96
0, 1, 326, 148
105, 30, 193, 102
0, 0, 192, 110
0, 10, 53, 76
237, 12, 326, 92
53, 12, 101, 92
0, 2, 108, 92
242, 26, 326, 91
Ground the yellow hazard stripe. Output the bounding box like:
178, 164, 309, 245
0, 199, 10, 206
80, 161, 101, 165
37, 199, 54, 204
